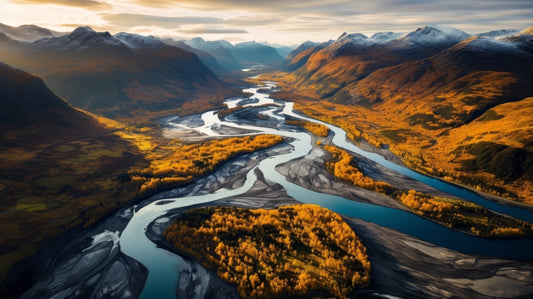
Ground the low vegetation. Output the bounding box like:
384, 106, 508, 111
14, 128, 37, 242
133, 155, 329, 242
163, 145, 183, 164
129, 134, 284, 194
285, 119, 329, 137
393, 190, 533, 237
320, 144, 533, 238
267, 81, 533, 204
323, 145, 393, 194
164, 204, 370, 298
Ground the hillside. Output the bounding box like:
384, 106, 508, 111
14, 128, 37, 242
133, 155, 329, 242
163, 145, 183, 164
0, 62, 102, 142
229, 41, 284, 66
0, 27, 238, 121
280, 25, 469, 99
0, 23, 61, 42
270, 25, 533, 203
161, 38, 226, 74
0, 62, 287, 285
184, 37, 242, 71
0, 62, 147, 281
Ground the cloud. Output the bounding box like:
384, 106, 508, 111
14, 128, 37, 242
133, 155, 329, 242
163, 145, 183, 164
130, 0, 533, 16
8, 0, 533, 44
103, 13, 222, 29
178, 26, 247, 34
16, 0, 110, 9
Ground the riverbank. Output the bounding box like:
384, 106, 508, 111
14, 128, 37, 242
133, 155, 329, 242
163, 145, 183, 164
5, 77, 532, 299
149, 166, 533, 298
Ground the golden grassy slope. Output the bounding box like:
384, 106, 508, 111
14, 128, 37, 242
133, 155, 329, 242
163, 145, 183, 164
266, 72, 533, 203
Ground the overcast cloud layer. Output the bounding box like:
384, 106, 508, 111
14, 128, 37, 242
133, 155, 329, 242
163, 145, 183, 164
3, 0, 533, 44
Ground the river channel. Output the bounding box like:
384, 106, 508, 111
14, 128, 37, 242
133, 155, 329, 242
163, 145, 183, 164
118, 80, 533, 298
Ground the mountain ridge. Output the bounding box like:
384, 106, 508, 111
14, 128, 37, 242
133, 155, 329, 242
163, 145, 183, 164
271, 24, 533, 202
0, 26, 237, 120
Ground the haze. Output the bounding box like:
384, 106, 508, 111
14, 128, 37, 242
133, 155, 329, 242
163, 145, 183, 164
2, 0, 532, 44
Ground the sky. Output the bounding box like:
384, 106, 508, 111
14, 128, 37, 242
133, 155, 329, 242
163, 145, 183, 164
2, 0, 532, 45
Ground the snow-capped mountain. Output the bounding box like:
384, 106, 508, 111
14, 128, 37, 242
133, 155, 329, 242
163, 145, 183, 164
114, 32, 165, 49
453, 36, 532, 56
0, 23, 61, 42
392, 25, 470, 48
369, 32, 403, 43
32, 26, 128, 52
502, 26, 533, 54
0, 26, 233, 118
478, 29, 518, 38
335, 32, 369, 46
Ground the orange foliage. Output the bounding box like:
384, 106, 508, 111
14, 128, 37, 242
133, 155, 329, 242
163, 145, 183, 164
285, 119, 329, 137
130, 134, 283, 194
393, 190, 533, 237
164, 205, 370, 298
323, 145, 393, 194
265, 74, 533, 204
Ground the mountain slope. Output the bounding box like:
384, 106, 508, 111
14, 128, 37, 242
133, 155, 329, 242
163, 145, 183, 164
230, 41, 284, 65
0, 62, 148, 283
0, 27, 237, 120
0, 23, 61, 42
278, 25, 469, 99
272, 25, 533, 202
0, 62, 107, 143
161, 38, 225, 73
184, 37, 242, 70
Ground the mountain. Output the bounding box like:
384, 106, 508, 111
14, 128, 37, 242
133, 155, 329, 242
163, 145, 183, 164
277, 25, 471, 99
114, 32, 166, 49
0, 26, 236, 119
346, 35, 532, 122
390, 25, 469, 51
0, 62, 149, 289
184, 37, 242, 71
230, 41, 284, 65
161, 38, 225, 73
478, 29, 518, 37
369, 32, 403, 43
274, 25, 533, 202
503, 28, 533, 53
282, 40, 328, 71
32, 26, 128, 52
0, 62, 101, 143
258, 42, 296, 58
0, 23, 61, 42
184, 38, 286, 69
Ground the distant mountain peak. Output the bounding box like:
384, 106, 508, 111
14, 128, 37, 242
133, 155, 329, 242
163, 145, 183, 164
397, 24, 469, 46
70, 26, 96, 36
478, 29, 518, 38
236, 41, 260, 47
31, 26, 127, 51
0, 22, 60, 42
114, 32, 164, 49
369, 32, 402, 43
191, 37, 206, 42
338, 32, 367, 41
301, 40, 318, 47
